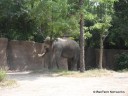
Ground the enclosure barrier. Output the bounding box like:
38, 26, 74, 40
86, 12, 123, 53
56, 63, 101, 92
0, 38, 128, 71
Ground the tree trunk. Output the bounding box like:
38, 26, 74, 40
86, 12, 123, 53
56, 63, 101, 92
79, 0, 85, 72
99, 34, 103, 69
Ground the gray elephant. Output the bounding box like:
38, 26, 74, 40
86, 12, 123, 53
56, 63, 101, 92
40, 37, 80, 70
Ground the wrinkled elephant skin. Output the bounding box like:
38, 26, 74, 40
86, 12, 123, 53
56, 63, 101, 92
43, 37, 80, 70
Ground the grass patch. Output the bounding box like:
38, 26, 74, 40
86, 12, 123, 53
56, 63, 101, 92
0, 69, 17, 88
0, 69, 7, 82
31, 68, 114, 77
55, 69, 114, 77
0, 80, 17, 88
117, 69, 128, 73
79, 69, 113, 77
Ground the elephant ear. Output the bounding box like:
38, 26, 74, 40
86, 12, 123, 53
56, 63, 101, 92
54, 38, 58, 41
44, 36, 56, 44
44, 36, 50, 42
44, 36, 51, 44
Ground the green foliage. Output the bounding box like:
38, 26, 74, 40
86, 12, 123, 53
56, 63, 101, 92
92, 22, 111, 34
0, 0, 127, 49
84, 0, 116, 48
31, 0, 79, 39
0, 0, 37, 41
91, 0, 114, 34
0, 70, 7, 82
106, 0, 128, 48
0, 0, 81, 42
115, 52, 128, 70
84, 31, 92, 39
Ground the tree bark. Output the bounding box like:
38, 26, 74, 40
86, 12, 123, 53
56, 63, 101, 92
99, 34, 103, 69
79, 0, 85, 72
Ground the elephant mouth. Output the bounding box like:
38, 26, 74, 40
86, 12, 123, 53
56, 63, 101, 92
38, 47, 49, 57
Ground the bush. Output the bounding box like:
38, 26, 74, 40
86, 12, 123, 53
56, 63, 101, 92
115, 52, 128, 70
0, 70, 7, 82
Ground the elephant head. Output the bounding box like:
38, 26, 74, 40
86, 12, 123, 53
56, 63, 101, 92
43, 36, 51, 49
38, 36, 52, 57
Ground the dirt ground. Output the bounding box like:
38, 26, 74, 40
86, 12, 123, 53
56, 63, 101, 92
0, 71, 128, 96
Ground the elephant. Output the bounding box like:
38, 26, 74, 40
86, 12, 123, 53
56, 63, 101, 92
40, 37, 80, 70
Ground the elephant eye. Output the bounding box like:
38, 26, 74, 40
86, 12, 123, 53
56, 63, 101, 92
44, 44, 49, 49
44, 45, 47, 48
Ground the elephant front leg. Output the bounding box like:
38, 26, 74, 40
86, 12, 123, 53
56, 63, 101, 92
49, 50, 60, 69
54, 50, 62, 69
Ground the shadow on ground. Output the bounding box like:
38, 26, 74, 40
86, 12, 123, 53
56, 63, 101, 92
7, 70, 61, 81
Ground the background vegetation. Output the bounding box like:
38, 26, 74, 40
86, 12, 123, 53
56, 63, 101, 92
0, 0, 127, 48
0, 0, 128, 70
115, 52, 128, 70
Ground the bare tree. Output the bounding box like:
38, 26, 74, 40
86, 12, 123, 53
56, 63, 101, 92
79, 0, 85, 72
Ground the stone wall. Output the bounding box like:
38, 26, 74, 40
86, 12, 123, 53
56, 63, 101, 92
6, 40, 67, 71
85, 48, 96, 69
95, 49, 128, 69
7, 40, 46, 71
0, 38, 8, 70
0, 38, 128, 71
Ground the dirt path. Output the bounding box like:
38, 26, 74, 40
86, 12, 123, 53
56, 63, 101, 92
0, 72, 128, 96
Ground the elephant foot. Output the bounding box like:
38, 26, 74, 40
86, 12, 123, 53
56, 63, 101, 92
70, 67, 77, 71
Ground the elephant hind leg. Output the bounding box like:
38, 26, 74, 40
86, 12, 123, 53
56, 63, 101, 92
71, 57, 79, 71
68, 59, 72, 70
67, 58, 78, 71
